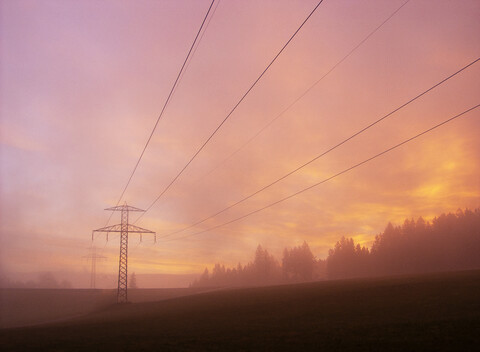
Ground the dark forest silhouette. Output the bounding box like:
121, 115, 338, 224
192, 242, 326, 287
192, 208, 480, 287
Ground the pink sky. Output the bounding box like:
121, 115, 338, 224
1, 0, 479, 287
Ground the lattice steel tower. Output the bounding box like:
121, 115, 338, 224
92, 203, 156, 303
82, 246, 106, 289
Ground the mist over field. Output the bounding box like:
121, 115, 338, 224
0, 271, 199, 290
1, 0, 479, 350
192, 208, 480, 287
2, 208, 479, 334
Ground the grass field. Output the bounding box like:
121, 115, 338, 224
1, 270, 480, 351
0, 286, 214, 329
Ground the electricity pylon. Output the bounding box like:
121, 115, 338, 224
92, 202, 156, 303
82, 246, 107, 289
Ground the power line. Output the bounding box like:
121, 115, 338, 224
135, 0, 326, 223
102, 0, 217, 229
156, 57, 479, 239
162, 103, 479, 242
193, 0, 411, 185
175, 0, 222, 94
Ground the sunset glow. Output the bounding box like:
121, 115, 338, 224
1, 0, 479, 287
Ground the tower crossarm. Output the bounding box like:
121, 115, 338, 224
93, 224, 156, 241
93, 224, 123, 234
105, 204, 146, 212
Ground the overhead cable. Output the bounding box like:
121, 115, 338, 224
157, 57, 479, 239
135, 0, 326, 223
163, 103, 480, 242
101, 0, 217, 229
194, 0, 411, 184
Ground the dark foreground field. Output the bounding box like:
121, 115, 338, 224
1, 270, 480, 351
0, 287, 212, 329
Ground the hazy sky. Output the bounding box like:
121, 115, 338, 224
1, 0, 479, 286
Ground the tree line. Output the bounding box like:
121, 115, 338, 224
192, 241, 326, 287
327, 208, 480, 279
191, 208, 480, 287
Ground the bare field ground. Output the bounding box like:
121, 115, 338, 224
0, 287, 212, 328
1, 270, 480, 351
